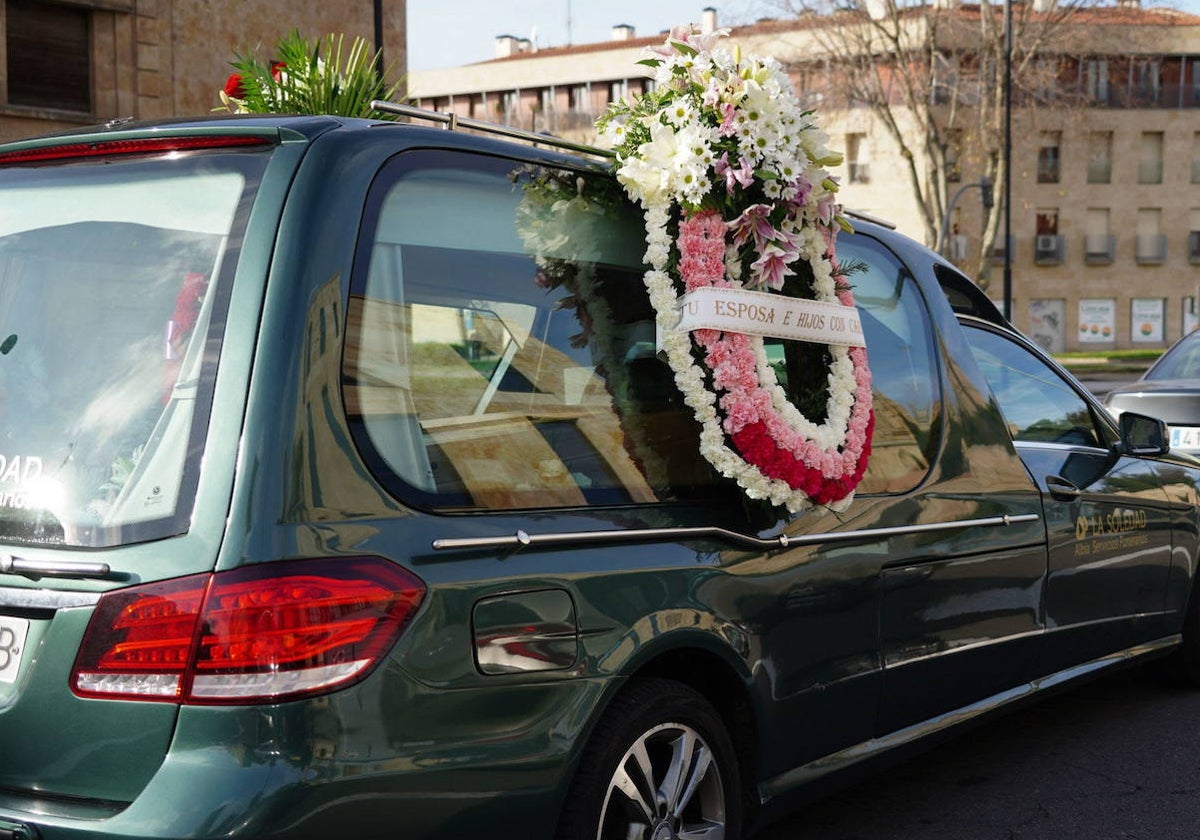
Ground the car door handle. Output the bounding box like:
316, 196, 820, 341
1046, 474, 1081, 501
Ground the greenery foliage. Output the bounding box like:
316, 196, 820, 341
219, 31, 403, 119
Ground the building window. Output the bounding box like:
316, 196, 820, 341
931, 51, 957, 104
570, 84, 588, 113
1192, 132, 1200, 184
1190, 208, 1200, 264
499, 90, 519, 125
1133, 59, 1161, 104
5, 0, 92, 113
1138, 132, 1164, 185
1078, 299, 1116, 345
1135, 207, 1166, 264
1037, 132, 1060, 183
1086, 59, 1109, 104
1131, 298, 1165, 343
1085, 208, 1114, 264
1086, 131, 1112, 184
846, 132, 869, 183
1034, 209, 1063, 265
609, 80, 628, 105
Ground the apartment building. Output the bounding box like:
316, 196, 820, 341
410, 3, 1200, 352
0, 0, 406, 144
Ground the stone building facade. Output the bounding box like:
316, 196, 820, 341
409, 4, 1200, 352
0, 0, 407, 144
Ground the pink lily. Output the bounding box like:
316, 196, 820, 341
788, 173, 813, 209
719, 102, 738, 137
714, 153, 755, 193
751, 241, 797, 290
728, 204, 776, 248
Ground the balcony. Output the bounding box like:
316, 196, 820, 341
1034, 234, 1065, 265
1086, 159, 1112, 184
991, 235, 1015, 265
1084, 234, 1115, 265
527, 109, 605, 134
1138, 160, 1164, 185
1076, 81, 1200, 110
1036, 160, 1060, 183
1135, 234, 1168, 265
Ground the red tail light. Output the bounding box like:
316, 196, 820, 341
71, 558, 426, 704
0, 135, 273, 165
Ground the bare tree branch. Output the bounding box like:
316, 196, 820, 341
765, 0, 1126, 282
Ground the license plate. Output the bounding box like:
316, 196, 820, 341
0, 615, 29, 685
1170, 425, 1200, 450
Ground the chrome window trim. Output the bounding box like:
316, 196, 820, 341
432, 513, 1041, 553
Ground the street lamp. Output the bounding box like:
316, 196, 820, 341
1002, 0, 1013, 321
373, 0, 384, 70
937, 177, 994, 256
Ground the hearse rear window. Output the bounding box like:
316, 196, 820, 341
0, 148, 268, 547
344, 151, 727, 510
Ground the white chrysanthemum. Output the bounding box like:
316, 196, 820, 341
662, 99, 699, 129
601, 118, 629, 147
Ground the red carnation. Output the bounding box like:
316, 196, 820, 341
223, 73, 245, 99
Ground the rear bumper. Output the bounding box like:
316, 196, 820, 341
0, 674, 607, 840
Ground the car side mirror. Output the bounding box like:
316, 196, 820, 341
1117, 411, 1170, 456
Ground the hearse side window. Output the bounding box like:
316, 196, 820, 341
964, 324, 1103, 448
835, 234, 941, 494
343, 151, 729, 511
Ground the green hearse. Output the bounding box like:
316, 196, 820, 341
0, 108, 1197, 840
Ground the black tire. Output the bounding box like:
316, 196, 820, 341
556, 677, 743, 840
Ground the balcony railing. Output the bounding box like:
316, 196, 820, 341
1076, 81, 1200, 110
991, 235, 1014, 265
1086, 159, 1112, 184
1135, 234, 1168, 265
1138, 160, 1164, 184
1084, 234, 1116, 265
1034, 234, 1065, 265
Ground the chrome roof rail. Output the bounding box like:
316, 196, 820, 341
370, 100, 615, 160
843, 208, 897, 229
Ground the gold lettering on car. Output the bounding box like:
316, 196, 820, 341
1074, 508, 1150, 556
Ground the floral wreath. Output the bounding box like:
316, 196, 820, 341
597, 26, 873, 512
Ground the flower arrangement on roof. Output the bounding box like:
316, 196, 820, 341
596, 25, 873, 512
217, 31, 402, 119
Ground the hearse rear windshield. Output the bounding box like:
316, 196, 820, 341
0, 143, 270, 547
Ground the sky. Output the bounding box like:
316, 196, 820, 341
406, 0, 1200, 73
406, 0, 759, 72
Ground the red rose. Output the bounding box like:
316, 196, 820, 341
223, 73, 245, 99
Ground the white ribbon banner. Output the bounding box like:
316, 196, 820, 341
672, 286, 866, 348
